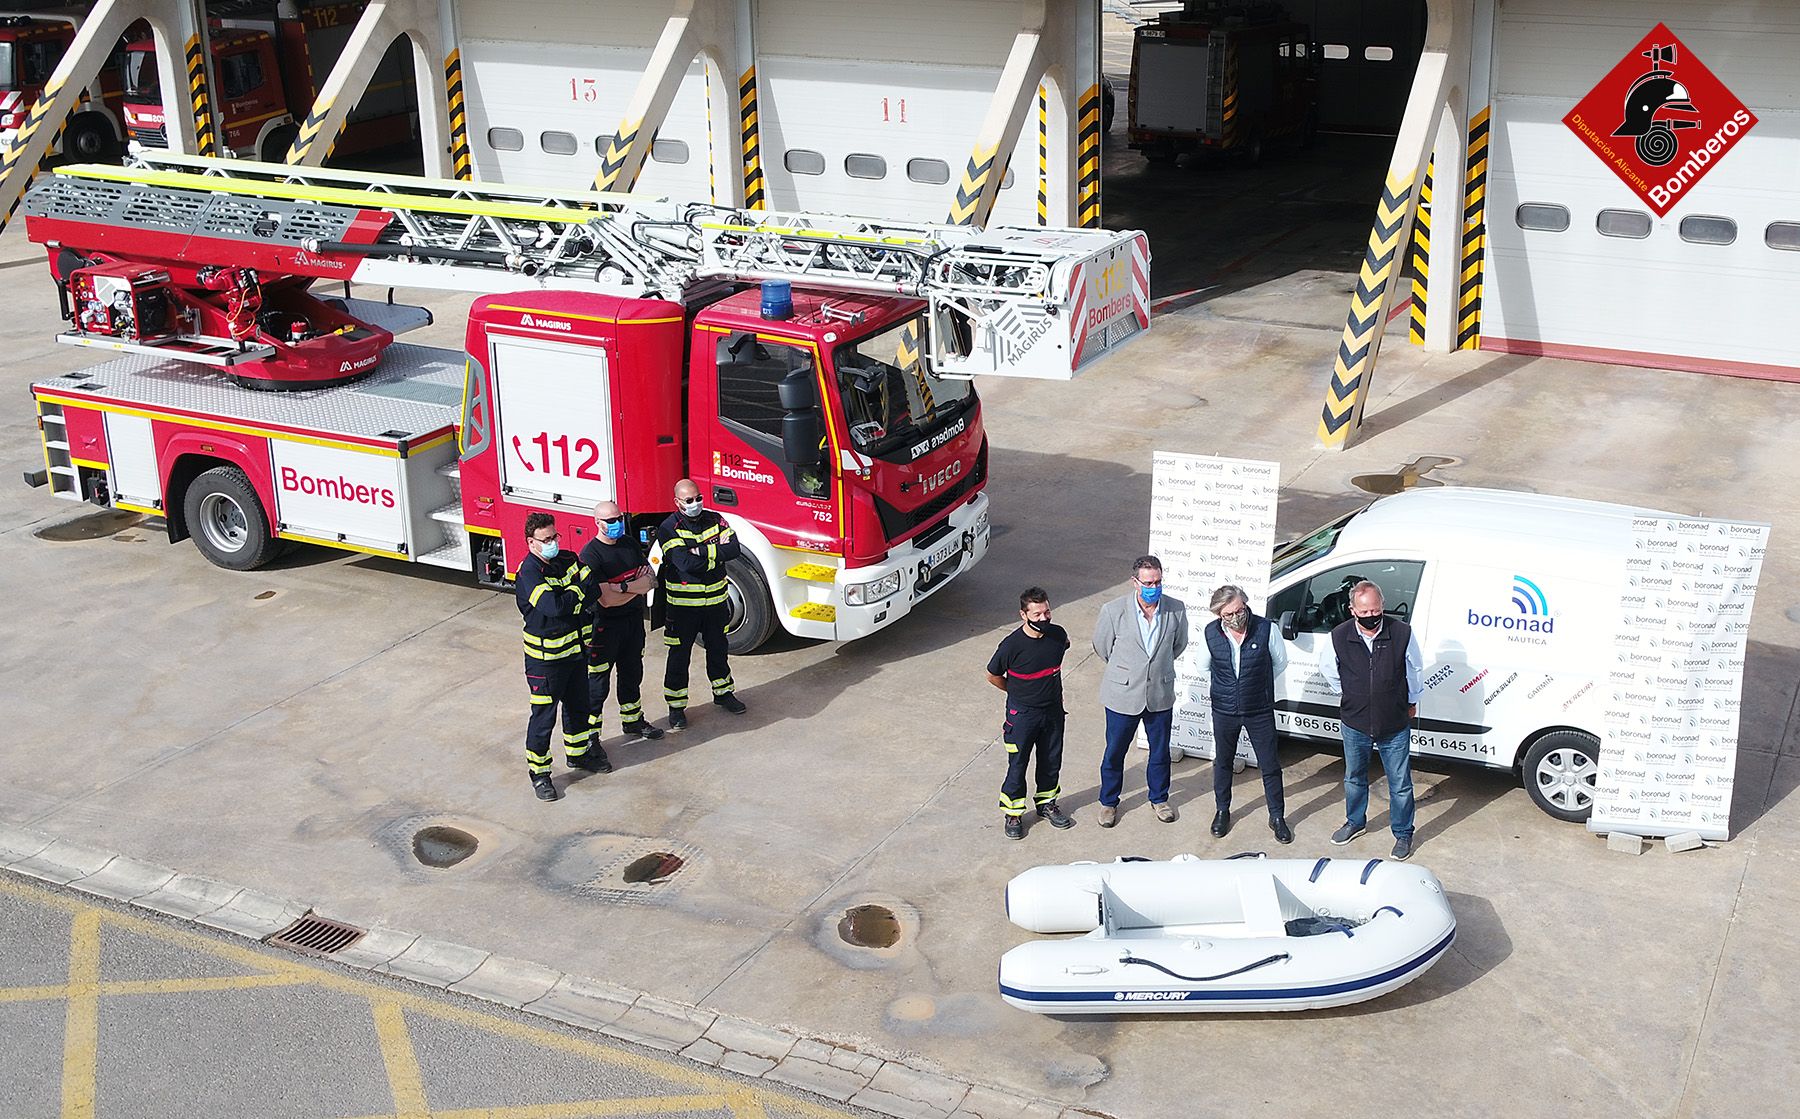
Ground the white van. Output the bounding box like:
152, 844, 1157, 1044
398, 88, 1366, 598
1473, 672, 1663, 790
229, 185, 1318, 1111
1264, 487, 1633, 823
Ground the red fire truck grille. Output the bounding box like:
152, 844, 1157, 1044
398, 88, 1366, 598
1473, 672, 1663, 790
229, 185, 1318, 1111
874, 445, 987, 542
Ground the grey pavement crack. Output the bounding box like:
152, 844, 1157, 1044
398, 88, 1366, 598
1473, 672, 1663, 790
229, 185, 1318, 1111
24, 598, 491, 827
1672, 835, 1756, 1119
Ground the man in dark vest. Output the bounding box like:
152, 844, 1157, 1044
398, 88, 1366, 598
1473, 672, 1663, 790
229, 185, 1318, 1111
1321, 580, 1424, 860
1202, 585, 1291, 843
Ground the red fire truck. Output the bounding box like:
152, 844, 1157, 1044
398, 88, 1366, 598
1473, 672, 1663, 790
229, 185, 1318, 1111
121, 1, 416, 163
21, 153, 1150, 652
0, 13, 129, 160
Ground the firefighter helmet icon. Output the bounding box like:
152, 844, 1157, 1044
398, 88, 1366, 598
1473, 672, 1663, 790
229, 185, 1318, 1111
1610, 42, 1699, 166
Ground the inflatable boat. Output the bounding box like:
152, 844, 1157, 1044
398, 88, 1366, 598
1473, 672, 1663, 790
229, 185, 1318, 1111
999, 854, 1456, 1014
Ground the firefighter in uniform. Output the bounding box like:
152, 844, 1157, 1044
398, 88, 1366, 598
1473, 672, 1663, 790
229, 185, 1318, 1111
656, 479, 749, 729
578, 499, 666, 744
984, 586, 1075, 840
516, 512, 606, 801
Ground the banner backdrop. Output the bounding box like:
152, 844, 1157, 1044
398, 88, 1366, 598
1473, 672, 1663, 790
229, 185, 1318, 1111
1147, 452, 1281, 763
1589, 516, 1770, 841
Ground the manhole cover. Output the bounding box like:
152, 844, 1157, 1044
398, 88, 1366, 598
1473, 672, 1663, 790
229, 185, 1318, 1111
621, 852, 683, 883
838, 904, 902, 948
34, 509, 143, 541
1351, 455, 1458, 495
412, 825, 478, 868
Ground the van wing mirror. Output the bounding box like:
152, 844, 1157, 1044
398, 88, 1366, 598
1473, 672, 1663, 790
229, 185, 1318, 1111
1279, 610, 1298, 642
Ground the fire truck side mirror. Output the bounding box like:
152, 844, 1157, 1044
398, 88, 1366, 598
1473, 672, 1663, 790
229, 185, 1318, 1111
782, 412, 823, 467
777, 368, 817, 412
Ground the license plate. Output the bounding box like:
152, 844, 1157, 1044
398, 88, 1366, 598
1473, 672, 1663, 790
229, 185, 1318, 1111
927, 536, 962, 567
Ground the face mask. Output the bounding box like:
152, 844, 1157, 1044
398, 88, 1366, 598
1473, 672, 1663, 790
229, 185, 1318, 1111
601, 518, 625, 541
1138, 584, 1162, 605
536, 540, 560, 561
678, 497, 704, 518
1223, 610, 1249, 632
1027, 616, 1052, 633
1357, 613, 1382, 632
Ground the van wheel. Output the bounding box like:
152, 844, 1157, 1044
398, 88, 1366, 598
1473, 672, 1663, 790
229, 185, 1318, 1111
1522, 731, 1602, 822
183, 465, 280, 571
722, 556, 775, 654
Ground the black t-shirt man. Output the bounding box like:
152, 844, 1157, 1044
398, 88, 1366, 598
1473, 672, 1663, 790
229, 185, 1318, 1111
986, 623, 1070, 709
578, 533, 652, 618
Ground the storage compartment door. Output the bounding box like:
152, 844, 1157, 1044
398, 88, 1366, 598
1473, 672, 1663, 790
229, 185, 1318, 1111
104, 412, 162, 510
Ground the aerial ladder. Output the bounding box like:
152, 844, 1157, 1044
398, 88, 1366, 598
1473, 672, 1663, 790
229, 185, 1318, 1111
23, 150, 1151, 388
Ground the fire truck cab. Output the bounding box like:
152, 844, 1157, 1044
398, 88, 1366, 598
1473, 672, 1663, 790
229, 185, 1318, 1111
0, 14, 127, 160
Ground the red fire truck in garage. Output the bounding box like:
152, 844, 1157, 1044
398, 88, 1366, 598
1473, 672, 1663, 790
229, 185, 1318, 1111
21, 153, 1149, 651
0, 13, 130, 160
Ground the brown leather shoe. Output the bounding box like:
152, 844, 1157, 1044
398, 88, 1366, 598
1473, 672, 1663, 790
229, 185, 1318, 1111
1097, 805, 1118, 828
1154, 801, 1177, 823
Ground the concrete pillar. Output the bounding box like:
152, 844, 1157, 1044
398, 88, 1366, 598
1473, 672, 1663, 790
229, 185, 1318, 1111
592, 0, 738, 194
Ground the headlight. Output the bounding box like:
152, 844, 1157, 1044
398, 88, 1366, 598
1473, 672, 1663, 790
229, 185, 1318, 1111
844, 571, 901, 606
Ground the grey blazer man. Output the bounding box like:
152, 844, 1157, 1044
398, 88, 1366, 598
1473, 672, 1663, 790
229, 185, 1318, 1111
1092, 593, 1189, 713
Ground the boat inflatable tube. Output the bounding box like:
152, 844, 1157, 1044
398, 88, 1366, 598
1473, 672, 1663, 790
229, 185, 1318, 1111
1000, 854, 1456, 1014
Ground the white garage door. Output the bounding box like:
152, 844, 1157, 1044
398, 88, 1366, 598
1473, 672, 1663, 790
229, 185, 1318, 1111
1484, 1, 1800, 377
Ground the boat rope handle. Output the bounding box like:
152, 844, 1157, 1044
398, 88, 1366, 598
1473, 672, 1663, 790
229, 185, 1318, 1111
1359, 859, 1383, 884
1117, 952, 1291, 983
1226, 851, 1265, 860
1308, 857, 1330, 882
1372, 905, 1404, 919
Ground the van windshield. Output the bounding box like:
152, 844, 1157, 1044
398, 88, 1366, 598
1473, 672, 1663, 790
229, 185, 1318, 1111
1271, 506, 1365, 579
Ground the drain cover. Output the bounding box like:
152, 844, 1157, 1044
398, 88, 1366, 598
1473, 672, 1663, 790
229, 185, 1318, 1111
265, 913, 365, 957
621, 852, 683, 883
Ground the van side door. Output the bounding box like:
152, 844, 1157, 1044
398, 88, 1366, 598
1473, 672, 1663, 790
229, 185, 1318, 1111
1266, 558, 1427, 741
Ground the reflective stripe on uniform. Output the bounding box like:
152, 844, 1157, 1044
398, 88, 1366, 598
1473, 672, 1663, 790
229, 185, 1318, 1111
710, 675, 734, 696
587, 661, 614, 676
999, 794, 1029, 815
619, 700, 642, 717
530, 693, 555, 705
1033, 787, 1061, 803
1004, 741, 1019, 754
664, 634, 682, 646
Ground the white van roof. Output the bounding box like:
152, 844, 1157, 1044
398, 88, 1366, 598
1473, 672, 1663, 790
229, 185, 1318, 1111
1336, 487, 1665, 556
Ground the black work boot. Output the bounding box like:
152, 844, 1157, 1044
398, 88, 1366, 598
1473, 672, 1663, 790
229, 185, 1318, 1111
623, 719, 665, 741
1036, 800, 1075, 829
531, 773, 559, 801
667, 709, 688, 731
714, 693, 747, 715
1004, 814, 1025, 840
569, 750, 613, 774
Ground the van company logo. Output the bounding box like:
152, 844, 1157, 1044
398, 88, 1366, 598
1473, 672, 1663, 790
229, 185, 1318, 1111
1467, 575, 1555, 642
1563, 25, 1757, 216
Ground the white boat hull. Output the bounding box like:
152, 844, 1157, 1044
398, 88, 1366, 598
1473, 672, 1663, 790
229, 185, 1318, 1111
999, 855, 1457, 1014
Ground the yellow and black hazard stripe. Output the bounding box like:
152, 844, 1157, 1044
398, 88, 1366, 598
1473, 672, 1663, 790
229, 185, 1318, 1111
1409, 161, 1432, 346
703, 73, 717, 202
1458, 107, 1490, 350
894, 320, 935, 414
1221, 43, 1240, 147
1317, 169, 1415, 447
1035, 83, 1049, 226
739, 66, 765, 209
1077, 83, 1102, 228
445, 49, 471, 180
0, 120, 65, 235
594, 117, 642, 192
285, 95, 341, 164
947, 141, 999, 227
185, 34, 216, 158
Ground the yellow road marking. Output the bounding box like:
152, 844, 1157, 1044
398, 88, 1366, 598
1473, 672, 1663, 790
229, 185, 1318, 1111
373, 1001, 430, 1118
0, 972, 312, 1004
59, 909, 100, 1119
0, 876, 851, 1118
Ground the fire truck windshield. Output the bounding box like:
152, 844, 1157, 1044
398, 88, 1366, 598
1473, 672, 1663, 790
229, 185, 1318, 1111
123, 48, 158, 99
835, 314, 973, 457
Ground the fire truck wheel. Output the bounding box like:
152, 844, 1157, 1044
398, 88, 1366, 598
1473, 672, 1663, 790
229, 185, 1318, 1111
65, 115, 117, 161
261, 124, 300, 165
723, 556, 775, 655
183, 466, 280, 571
